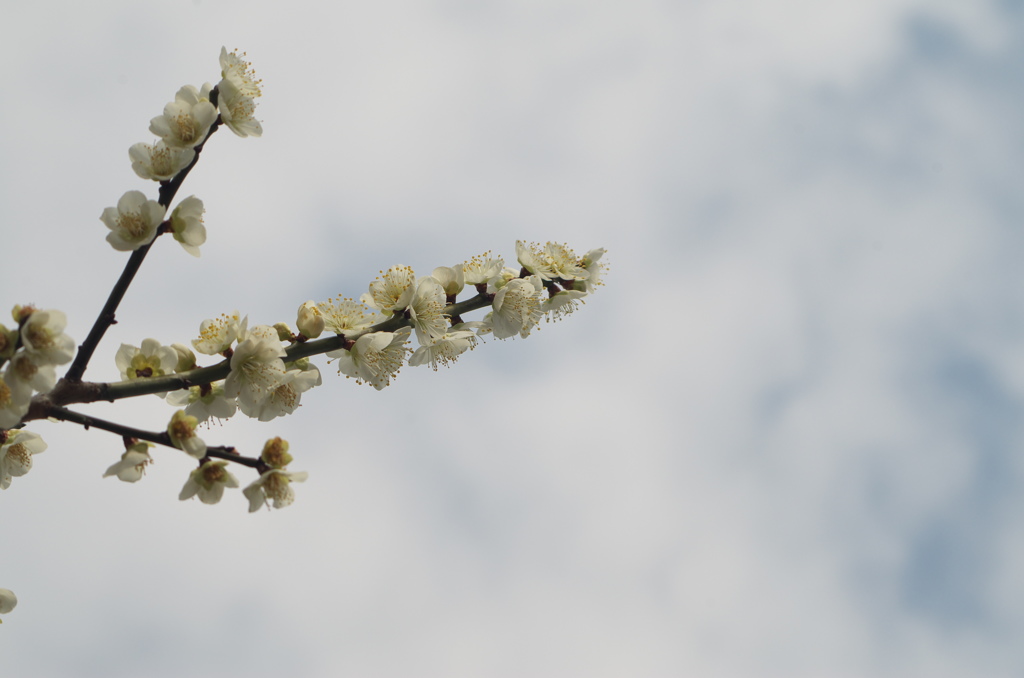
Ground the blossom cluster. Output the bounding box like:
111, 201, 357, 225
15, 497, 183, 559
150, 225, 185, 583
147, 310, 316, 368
0, 307, 75, 488
101, 47, 262, 255
96, 240, 603, 510
314, 241, 608, 386
0, 49, 611, 628
3, 48, 607, 521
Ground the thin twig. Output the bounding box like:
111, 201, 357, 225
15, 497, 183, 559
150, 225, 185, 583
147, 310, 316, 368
64, 109, 222, 383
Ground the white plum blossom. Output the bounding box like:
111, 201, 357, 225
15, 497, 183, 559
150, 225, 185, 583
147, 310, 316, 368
224, 323, 287, 416
328, 328, 411, 390
462, 252, 504, 286
192, 311, 243, 355
128, 140, 194, 181
169, 196, 206, 257
580, 248, 608, 293
408, 330, 477, 370
243, 468, 308, 512
490, 275, 546, 339
149, 84, 217, 149
219, 47, 263, 97
167, 410, 206, 459
115, 338, 179, 382
542, 288, 588, 322
485, 267, 521, 295
165, 382, 237, 423
0, 374, 31, 429
5, 350, 55, 398
101, 190, 165, 252
250, 367, 321, 422
515, 240, 558, 280
317, 297, 378, 335
0, 324, 17, 359
179, 460, 239, 505
544, 242, 590, 281
20, 309, 75, 365
408, 277, 449, 345
432, 265, 465, 298
0, 430, 46, 490
362, 265, 416, 316
102, 442, 153, 483
217, 48, 263, 138
217, 76, 262, 138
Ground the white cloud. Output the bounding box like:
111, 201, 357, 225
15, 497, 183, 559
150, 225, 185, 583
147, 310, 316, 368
3, 1, 1023, 676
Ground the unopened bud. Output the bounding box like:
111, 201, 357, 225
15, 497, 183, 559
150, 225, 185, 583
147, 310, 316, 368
170, 343, 197, 372
168, 410, 206, 459
260, 436, 292, 469
273, 322, 294, 342
296, 301, 325, 339
0, 324, 17, 359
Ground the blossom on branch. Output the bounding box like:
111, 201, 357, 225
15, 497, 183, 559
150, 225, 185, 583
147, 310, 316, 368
328, 328, 411, 390
0, 374, 31, 429
168, 410, 206, 459
0, 324, 17, 359
225, 322, 287, 417
115, 338, 179, 382
20, 309, 75, 366
243, 468, 308, 512
165, 382, 237, 423
542, 288, 588, 322
129, 141, 195, 181
169, 196, 206, 257
219, 47, 263, 97
296, 301, 325, 339
408, 277, 449, 345
432, 265, 465, 298
217, 77, 263, 138
5, 350, 57, 399
101, 190, 165, 252
317, 297, 378, 335
489, 275, 546, 339
149, 84, 217, 149
462, 252, 504, 286
251, 366, 321, 422
408, 330, 477, 370
102, 442, 153, 483
581, 248, 608, 293
0, 430, 46, 490
192, 311, 243, 356
179, 460, 239, 505
362, 265, 416, 316
217, 48, 263, 138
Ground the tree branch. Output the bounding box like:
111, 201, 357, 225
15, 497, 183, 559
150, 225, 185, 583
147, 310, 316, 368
64, 112, 222, 384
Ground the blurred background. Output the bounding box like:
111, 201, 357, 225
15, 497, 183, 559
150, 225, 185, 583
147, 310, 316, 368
2, 1, 1023, 676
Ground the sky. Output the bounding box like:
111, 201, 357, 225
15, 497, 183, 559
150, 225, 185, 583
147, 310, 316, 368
2, 0, 1024, 676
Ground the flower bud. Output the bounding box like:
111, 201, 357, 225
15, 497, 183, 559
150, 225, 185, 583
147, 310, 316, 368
170, 343, 197, 372
296, 301, 325, 339
0, 324, 17, 359
273, 322, 294, 342
260, 436, 292, 469
168, 410, 206, 459
0, 588, 17, 617
431, 266, 465, 298
11, 305, 36, 324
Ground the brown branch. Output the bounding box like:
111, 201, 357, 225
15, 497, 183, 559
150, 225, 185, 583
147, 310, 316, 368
64, 105, 222, 384
40, 401, 262, 469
